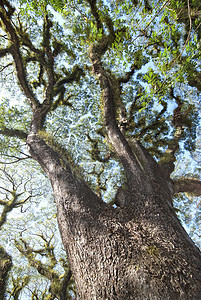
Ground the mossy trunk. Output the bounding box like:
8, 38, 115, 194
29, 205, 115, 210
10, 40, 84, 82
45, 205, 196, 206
27, 132, 201, 300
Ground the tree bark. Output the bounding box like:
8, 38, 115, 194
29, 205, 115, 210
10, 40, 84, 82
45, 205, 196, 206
0, 246, 12, 300
174, 178, 201, 196
27, 130, 201, 300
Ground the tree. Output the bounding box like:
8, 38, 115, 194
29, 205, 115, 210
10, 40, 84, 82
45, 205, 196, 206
0, 164, 32, 300
0, 164, 75, 299
0, 0, 201, 298
15, 236, 74, 300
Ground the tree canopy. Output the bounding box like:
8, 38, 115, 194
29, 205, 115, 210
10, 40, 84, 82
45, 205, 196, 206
0, 0, 201, 298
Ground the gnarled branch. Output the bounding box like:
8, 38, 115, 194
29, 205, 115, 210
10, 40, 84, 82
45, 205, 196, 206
0, 3, 40, 109
89, 40, 155, 194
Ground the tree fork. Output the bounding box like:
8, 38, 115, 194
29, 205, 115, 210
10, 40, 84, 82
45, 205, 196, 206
25, 33, 201, 300
26, 124, 201, 299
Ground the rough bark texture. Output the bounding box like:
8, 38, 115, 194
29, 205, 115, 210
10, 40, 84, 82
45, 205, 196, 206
27, 131, 201, 300
174, 178, 201, 196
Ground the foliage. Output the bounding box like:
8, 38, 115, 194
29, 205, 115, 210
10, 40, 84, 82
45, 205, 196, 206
0, 0, 201, 298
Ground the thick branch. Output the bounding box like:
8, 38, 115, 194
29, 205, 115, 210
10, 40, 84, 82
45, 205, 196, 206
159, 88, 184, 177
27, 132, 103, 211
0, 46, 11, 57
118, 66, 135, 84
60, 269, 72, 300
174, 178, 201, 196
89, 36, 172, 200
0, 202, 14, 228
89, 45, 155, 194
86, 0, 104, 31
42, 15, 55, 104
0, 127, 27, 140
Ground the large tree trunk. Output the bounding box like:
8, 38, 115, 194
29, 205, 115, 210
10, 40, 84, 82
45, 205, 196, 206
26, 39, 201, 300
27, 132, 201, 300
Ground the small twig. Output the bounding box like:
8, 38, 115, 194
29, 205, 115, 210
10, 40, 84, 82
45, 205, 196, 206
169, 0, 192, 69
0, 62, 13, 72
133, 0, 170, 44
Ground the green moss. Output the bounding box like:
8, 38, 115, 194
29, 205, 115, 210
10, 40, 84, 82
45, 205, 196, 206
38, 130, 92, 186
38, 130, 73, 165
145, 245, 159, 256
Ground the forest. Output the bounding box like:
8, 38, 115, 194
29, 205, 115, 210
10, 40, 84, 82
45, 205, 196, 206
0, 0, 201, 299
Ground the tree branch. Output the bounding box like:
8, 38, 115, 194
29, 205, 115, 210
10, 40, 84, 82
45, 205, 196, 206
60, 269, 72, 300
9, 276, 29, 300
15, 238, 59, 281
0, 191, 18, 228
86, 0, 104, 31
89, 42, 156, 194
0, 46, 11, 58
42, 14, 55, 105
0, 127, 27, 140
0, 188, 33, 228
15, 237, 72, 299
159, 88, 184, 177
118, 66, 135, 84
0, 152, 31, 164
0, 62, 13, 72
0, 3, 40, 109
173, 177, 201, 196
